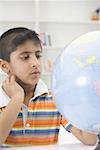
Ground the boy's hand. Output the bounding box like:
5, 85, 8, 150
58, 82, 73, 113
2, 75, 24, 101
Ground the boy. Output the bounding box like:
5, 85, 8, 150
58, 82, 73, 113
0, 27, 97, 146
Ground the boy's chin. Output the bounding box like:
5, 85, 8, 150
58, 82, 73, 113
15, 76, 40, 86
20, 79, 39, 86
27, 80, 39, 85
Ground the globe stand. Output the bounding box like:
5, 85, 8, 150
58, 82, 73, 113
95, 133, 100, 150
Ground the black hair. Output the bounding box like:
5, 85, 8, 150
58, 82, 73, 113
0, 27, 42, 62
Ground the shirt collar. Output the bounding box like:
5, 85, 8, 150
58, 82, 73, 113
0, 79, 48, 108
33, 79, 48, 99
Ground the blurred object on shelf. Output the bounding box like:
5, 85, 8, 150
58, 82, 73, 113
42, 49, 61, 75
39, 32, 51, 47
44, 58, 53, 73
91, 7, 100, 21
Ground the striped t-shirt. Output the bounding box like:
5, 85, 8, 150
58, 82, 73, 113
0, 80, 69, 146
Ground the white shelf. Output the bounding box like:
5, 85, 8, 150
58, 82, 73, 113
40, 20, 100, 26
39, 0, 100, 23
39, 20, 100, 25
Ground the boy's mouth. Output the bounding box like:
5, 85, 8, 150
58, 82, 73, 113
31, 71, 41, 75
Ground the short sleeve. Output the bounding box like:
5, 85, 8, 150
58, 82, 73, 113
60, 115, 73, 132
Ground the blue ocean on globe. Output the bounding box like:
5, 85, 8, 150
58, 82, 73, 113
52, 31, 100, 134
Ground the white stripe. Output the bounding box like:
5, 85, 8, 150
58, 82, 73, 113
12, 127, 60, 130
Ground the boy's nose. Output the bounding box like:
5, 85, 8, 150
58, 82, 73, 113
31, 56, 40, 67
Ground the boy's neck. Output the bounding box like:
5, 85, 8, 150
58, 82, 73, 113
23, 85, 36, 106
24, 91, 34, 106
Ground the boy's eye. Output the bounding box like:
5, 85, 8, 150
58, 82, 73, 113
36, 54, 42, 59
20, 55, 30, 60
24, 55, 30, 59
35, 51, 42, 59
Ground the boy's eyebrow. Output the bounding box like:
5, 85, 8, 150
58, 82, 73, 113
19, 50, 42, 55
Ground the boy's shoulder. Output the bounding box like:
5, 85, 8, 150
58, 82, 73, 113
46, 89, 55, 100
48, 89, 53, 96
47, 90, 58, 107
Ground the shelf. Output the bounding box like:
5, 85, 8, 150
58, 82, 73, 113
39, 20, 100, 25
39, 0, 100, 24
0, 20, 100, 26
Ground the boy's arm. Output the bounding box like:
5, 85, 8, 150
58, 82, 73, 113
70, 126, 98, 145
61, 116, 97, 145
0, 97, 24, 145
0, 75, 24, 145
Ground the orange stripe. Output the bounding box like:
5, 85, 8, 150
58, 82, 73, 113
13, 119, 60, 128
14, 118, 60, 125
5, 141, 57, 146
61, 117, 68, 126
6, 136, 58, 145
13, 121, 23, 128
28, 103, 56, 109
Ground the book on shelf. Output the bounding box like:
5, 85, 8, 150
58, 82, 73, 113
42, 50, 61, 75
39, 32, 51, 47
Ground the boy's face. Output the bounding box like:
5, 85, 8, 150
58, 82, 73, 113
8, 40, 42, 86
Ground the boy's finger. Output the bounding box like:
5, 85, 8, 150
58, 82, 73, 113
9, 75, 16, 83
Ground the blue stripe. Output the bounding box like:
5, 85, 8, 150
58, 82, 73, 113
18, 111, 60, 118
10, 129, 59, 136
32, 96, 52, 101
18, 112, 23, 117
39, 96, 52, 100
28, 111, 60, 116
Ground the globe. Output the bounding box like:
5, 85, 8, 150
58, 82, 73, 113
52, 31, 100, 134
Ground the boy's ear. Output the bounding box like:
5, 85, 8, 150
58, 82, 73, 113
0, 59, 10, 74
